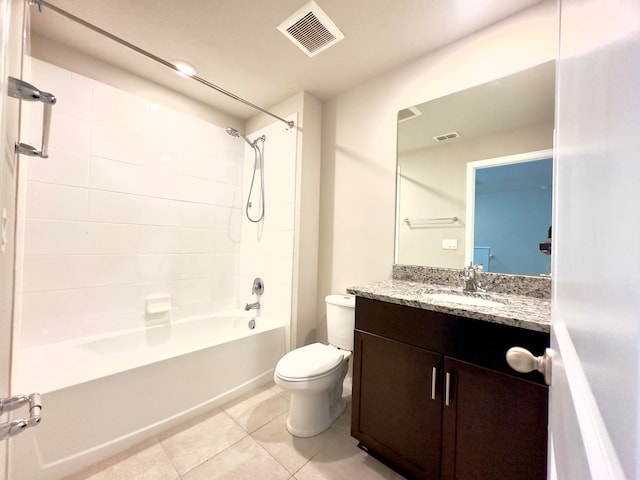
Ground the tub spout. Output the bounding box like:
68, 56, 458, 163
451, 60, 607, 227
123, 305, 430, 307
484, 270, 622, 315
245, 301, 260, 311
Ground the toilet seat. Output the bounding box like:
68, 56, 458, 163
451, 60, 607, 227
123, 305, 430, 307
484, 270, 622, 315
275, 343, 347, 382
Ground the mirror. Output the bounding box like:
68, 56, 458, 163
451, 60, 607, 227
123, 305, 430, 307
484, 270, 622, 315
395, 61, 555, 276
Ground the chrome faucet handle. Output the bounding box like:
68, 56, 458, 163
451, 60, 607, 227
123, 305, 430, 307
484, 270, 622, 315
252, 277, 264, 296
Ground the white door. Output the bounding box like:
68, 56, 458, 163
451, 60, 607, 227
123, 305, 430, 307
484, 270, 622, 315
0, 1, 11, 474
550, 0, 640, 478
0, 0, 25, 479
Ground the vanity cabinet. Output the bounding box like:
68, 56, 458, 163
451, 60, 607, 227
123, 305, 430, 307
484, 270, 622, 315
351, 297, 549, 480
354, 331, 443, 478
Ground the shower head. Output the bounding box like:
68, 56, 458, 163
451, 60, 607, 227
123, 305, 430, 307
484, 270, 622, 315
225, 127, 241, 138
225, 127, 254, 147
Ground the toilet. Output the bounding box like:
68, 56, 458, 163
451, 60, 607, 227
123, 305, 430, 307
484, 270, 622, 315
274, 294, 355, 437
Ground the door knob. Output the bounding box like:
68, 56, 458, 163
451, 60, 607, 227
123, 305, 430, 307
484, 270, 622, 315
506, 347, 552, 385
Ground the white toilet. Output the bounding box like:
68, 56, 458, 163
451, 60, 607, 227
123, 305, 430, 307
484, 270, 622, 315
274, 294, 355, 437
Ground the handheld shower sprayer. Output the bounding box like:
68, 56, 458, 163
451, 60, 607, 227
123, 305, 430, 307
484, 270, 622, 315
225, 126, 267, 223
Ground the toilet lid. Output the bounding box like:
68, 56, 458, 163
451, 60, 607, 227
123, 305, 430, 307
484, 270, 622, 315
276, 343, 344, 379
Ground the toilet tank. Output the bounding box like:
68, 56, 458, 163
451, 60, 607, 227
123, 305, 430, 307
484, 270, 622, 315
325, 294, 356, 350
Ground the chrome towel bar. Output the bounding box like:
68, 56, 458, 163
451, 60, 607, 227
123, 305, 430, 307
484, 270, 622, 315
403, 216, 459, 228
0, 393, 42, 441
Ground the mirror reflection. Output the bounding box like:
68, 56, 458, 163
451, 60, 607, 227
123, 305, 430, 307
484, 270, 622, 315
395, 61, 555, 276
467, 151, 553, 276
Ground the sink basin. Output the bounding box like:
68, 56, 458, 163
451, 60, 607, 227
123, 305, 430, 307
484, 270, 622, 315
421, 292, 505, 308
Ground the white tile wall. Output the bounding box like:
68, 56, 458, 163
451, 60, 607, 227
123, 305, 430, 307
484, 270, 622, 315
88, 190, 141, 224
17, 58, 268, 348
25, 148, 89, 187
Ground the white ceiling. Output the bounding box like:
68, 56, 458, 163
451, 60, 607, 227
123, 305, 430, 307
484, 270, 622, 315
397, 61, 556, 153
28, 0, 547, 120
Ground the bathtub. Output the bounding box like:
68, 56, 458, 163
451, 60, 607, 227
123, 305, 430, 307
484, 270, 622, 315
10, 311, 286, 480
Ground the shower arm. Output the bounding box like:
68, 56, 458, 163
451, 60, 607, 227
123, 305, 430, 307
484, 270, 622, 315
29, 0, 295, 131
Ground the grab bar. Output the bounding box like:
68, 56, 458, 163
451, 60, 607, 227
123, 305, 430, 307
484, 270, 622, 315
7, 77, 56, 158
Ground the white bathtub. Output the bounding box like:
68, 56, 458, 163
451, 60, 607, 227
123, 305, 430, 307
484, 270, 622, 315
11, 311, 286, 480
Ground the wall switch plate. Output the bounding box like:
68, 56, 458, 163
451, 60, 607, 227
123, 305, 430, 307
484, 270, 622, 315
442, 239, 458, 250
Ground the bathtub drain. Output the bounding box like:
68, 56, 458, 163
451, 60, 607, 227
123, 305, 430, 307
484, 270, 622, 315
248, 319, 256, 330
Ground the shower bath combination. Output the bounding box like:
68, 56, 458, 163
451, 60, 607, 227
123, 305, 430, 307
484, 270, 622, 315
9, 3, 295, 478
226, 127, 266, 223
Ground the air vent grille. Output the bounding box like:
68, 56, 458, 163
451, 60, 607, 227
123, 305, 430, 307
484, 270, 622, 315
278, 1, 344, 57
433, 131, 461, 142
398, 106, 422, 122
288, 12, 335, 54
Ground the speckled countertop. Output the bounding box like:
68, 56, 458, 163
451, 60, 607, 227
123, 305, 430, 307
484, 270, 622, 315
347, 266, 551, 334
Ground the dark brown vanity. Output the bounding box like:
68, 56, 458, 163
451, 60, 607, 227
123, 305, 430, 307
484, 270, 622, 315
350, 295, 550, 480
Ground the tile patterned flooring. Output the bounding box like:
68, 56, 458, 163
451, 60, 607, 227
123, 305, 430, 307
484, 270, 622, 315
64, 381, 405, 480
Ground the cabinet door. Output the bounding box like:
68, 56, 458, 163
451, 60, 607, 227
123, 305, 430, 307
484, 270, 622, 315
442, 357, 548, 480
352, 331, 442, 479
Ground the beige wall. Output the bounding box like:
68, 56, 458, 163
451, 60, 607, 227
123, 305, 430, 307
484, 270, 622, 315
248, 92, 322, 349
317, 0, 558, 339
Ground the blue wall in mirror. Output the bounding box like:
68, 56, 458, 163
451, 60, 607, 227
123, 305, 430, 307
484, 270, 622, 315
473, 158, 553, 275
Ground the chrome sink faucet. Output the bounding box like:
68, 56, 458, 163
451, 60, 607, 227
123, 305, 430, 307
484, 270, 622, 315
462, 263, 484, 293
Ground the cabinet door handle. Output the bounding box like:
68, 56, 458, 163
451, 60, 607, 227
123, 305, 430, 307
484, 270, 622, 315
431, 366, 437, 400
445, 372, 451, 406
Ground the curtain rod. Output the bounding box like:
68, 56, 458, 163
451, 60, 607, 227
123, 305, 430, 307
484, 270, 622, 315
29, 0, 295, 130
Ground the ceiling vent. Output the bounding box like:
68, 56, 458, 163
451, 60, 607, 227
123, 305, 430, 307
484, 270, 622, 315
278, 1, 344, 57
398, 106, 422, 123
433, 131, 461, 142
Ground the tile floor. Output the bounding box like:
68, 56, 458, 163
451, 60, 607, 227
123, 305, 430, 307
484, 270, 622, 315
64, 381, 405, 480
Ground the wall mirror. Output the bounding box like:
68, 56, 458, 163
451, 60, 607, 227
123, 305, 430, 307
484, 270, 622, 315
395, 61, 555, 276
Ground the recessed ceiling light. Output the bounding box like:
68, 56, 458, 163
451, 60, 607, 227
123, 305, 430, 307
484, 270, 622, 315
172, 60, 197, 77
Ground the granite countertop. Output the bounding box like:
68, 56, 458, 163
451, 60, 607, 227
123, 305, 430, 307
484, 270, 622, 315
347, 279, 551, 334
